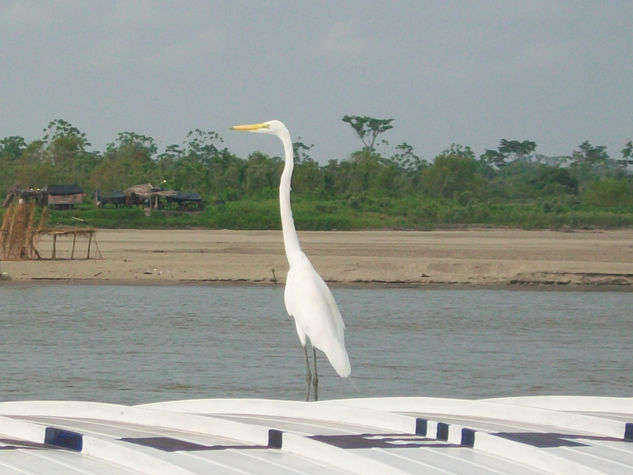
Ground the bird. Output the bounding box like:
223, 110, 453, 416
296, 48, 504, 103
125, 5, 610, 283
231, 120, 351, 401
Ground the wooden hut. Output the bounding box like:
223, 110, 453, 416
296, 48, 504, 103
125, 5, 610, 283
166, 191, 203, 210
96, 190, 127, 208
47, 184, 85, 209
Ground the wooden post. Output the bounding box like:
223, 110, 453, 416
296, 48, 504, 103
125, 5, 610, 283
52, 233, 57, 259
71, 233, 77, 259
86, 232, 92, 259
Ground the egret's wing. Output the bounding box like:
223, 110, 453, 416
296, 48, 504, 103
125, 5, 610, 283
285, 258, 344, 341
285, 254, 350, 377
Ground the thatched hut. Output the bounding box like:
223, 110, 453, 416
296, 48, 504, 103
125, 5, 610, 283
2, 186, 46, 207
125, 184, 200, 210
125, 183, 158, 207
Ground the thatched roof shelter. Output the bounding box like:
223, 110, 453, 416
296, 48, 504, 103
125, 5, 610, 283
2, 187, 46, 207
124, 183, 200, 209
125, 183, 170, 207
125, 183, 155, 199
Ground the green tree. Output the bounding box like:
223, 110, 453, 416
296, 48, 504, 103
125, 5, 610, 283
43, 119, 91, 148
184, 129, 223, 165
487, 159, 542, 199
584, 178, 633, 207
92, 132, 159, 191
0, 136, 27, 193
568, 141, 611, 194
0, 136, 27, 161
209, 149, 245, 200
498, 139, 536, 161
481, 149, 507, 169
292, 159, 324, 196
530, 166, 579, 195
346, 150, 384, 195
366, 142, 425, 197
620, 140, 633, 168
293, 137, 314, 163
422, 148, 484, 200
443, 143, 475, 160
110, 131, 157, 156
322, 159, 341, 196
171, 130, 225, 195
41, 119, 98, 186
156, 129, 238, 198
156, 143, 185, 182
482, 139, 536, 169
386, 142, 424, 174
342, 115, 394, 152
13, 140, 53, 188
290, 138, 322, 195
570, 141, 609, 172
243, 152, 282, 197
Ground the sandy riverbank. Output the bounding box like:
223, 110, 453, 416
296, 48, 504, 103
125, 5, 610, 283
2, 228, 633, 288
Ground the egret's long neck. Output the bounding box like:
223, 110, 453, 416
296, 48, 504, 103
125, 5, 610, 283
278, 129, 302, 265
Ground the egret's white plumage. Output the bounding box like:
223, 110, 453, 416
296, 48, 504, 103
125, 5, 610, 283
231, 120, 351, 399
285, 252, 350, 377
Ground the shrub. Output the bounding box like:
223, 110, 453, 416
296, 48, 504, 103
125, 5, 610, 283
584, 179, 633, 207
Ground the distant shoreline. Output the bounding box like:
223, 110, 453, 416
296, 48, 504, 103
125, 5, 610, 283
3, 280, 632, 293
3, 228, 633, 289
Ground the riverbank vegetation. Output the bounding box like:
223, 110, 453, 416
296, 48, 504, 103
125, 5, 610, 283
1, 117, 633, 230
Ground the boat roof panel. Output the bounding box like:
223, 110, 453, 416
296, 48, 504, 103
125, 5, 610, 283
0, 396, 631, 474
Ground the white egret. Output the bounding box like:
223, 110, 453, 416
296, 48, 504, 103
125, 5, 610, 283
231, 120, 351, 401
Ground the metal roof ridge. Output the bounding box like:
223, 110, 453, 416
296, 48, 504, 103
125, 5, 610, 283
330, 396, 632, 442
141, 398, 417, 434
138, 397, 612, 474
483, 395, 633, 414
0, 402, 410, 475
0, 414, 194, 474
0, 400, 269, 446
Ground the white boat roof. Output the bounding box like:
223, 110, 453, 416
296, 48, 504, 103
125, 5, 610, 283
0, 396, 631, 474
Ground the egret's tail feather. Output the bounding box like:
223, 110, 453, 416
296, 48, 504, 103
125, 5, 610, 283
325, 345, 351, 378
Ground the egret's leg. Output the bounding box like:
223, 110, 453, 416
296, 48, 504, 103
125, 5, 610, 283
303, 345, 311, 401
312, 346, 319, 401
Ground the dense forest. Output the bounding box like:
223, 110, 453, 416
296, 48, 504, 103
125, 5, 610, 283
1, 116, 633, 230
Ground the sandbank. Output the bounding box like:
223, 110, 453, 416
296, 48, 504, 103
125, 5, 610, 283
2, 228, 633, 288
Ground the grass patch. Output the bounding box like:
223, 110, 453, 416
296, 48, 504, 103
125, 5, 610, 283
6, 198, 633, 231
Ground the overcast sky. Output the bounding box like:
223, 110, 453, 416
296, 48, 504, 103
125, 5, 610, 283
1, 1, 632, 163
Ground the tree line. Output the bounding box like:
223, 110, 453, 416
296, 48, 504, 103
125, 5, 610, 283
1, 116, 633, 220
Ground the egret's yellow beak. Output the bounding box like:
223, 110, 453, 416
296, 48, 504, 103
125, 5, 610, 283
230, 122, 269, 131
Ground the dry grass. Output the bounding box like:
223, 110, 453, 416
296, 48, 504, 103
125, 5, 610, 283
0, 202, 38, 260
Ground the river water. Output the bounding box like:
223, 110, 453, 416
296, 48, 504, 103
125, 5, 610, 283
0, 284, 631, 405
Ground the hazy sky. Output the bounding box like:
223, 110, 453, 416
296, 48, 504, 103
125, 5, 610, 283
1, 1, 632, 163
